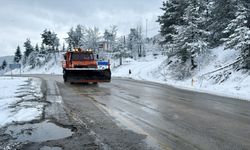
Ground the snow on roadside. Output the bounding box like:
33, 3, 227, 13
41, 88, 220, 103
6, 53, 63, 75
23, 60, 63, 75
112, 47, 250, 101
112, 55, 166, 82
0, 77, 44, 127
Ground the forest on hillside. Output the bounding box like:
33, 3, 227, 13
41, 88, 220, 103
157, 0, 250, 79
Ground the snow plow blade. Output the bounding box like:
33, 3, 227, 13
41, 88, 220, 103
63, 69, 111, 83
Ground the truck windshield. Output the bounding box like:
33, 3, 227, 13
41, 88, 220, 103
71, 53, 94, 60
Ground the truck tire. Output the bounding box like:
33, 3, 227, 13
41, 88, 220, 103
63, 69, 67, 82
63, 76, 67, 82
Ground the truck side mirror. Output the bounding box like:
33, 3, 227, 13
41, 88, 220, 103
64, 54, 66, 60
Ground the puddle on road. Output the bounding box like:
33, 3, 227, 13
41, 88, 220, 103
5, 120, 73, 142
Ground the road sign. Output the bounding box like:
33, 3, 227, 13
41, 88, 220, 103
9, 63, 21, 70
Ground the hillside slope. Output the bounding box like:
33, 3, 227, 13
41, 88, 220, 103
112, 46, 250, 101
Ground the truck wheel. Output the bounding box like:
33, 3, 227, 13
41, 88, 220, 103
64, 77, 67, 82
104, 70, 111, 80
63, 70, 67, 82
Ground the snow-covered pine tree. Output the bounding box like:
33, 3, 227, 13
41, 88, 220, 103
157, 0, 187, 44
85, 27, 101, 52
66, 28, 74, 51
74, 25, 84, 48
65, 25, 85, 50
40, 44, 45, 53
41, 29, 60, 52
35, 43, 39, 52
23, 39, 34, 65
199, 0, 213, 45
41, 29, 60, 62
41, 29, 53, 50
51, 33, 60, 51
115, 36, 128, 58
172, 0, 209, 69
209, 0, 237, 46
223, 1, 250, 69
1, 60, 7, 70
27, 51, 37, 69
62, 43, 66, 51
14, 45, 22, 63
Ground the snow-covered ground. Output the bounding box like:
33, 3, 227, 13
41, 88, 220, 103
112, 55, 165, 81
0, 77, 44, 127
7, 55, 63, 75
112, 47, 250, 101
22, 60, 63, 75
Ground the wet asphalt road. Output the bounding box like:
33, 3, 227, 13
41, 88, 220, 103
28, 75, 250, 149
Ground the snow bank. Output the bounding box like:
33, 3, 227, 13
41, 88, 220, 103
112, 46, 250, 101
112, 55, 166, 82
0, 77, 44, 127
9, 59, 63, 75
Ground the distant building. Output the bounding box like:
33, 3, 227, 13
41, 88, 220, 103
98, 41, 110, 51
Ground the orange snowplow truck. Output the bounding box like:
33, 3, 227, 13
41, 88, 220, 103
62, 48, 111, 83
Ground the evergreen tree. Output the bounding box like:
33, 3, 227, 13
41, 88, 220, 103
199, 0, 214, 45
40, 44, 45, 53
1, 60, 7, 70
14, 45, 22, 63
171, 0, 209, 69
66, 28, 74, 51
157, 0, 187, 44
157, 0, 250, 74
209, 0, 237, 46
41, 29, 53, 48
35, 43, 39, 52
41, 29, 60, 51
202, 0, 213, 25
74, 24, 85, 48
223, 1, 250, 69
62, 43, 66, 51
27, 51, 36, 68
23, 38, 34, 64
52, 33, 60, 51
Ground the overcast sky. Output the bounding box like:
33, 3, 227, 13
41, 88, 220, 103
0, 0, 163, 57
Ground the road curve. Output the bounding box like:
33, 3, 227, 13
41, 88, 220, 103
35, 75, 250, 150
